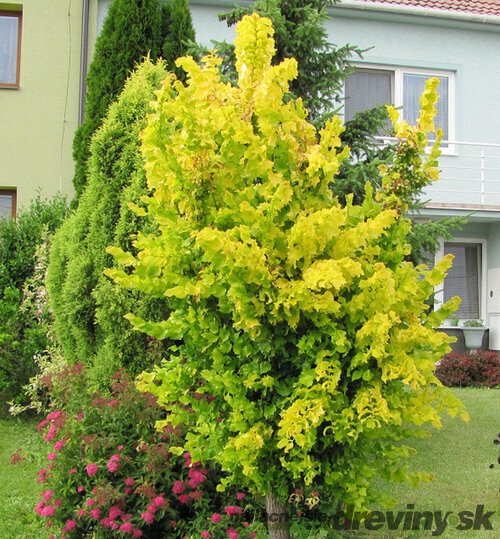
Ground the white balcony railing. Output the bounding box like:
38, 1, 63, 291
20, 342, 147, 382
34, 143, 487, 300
374, 138, 500, 208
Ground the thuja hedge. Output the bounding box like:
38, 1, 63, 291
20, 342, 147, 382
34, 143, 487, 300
47, 60, 171, 385
108, 14, 468, 537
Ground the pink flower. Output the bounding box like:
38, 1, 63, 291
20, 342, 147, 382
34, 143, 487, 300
244, 522, 249, 527
201, 533, 210, 538
77, 485, 84, 493
122, 513, 133, 521
45, 425, 57, 442
108, 506, 122, 520
236, 493, 246, 500
250, 534, 257, 539
124, 477, 135, 486
46, 411, 63, 421
35, 501, 45, 514
86, 463, 98, 476
153, 496, 166, 507
119, 522, 133, 533
54, 499, 62, 507
141, 512, 154, 524
211, 513, 223, 523
178, 494, 190, 504
77, 509, 86, 518
100, 517, 112, 527
110, 521, 119, 530
173, 481, 184, 494
47, 452, 57, 461
41, 506, 55, 517
117, 445, 124, 450
107, 459, 119, 473
90, 508, 101, 519
133, 531, 143, 538
65, 520, 77, 530
226, 529, 238, 538
108, 399, 117, 406
224, 506, 242, 516
41, 490, 53, 502
37, 419, 49, 430
76, 413, 84, 421
124, 487, 132, 494
69, 468, 77, 474
37, 469, 47, 483
85, 499, 95, 506
147, 504, 156, 514
188, 470, 205, 488
183, 451, 191, 466
53, 439, 67, 451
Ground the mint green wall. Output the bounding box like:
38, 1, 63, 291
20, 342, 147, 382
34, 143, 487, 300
0, 1, 99, 211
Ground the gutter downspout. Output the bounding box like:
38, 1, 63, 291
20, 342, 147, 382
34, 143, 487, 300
337, 1, 500, 26
79, 0, 90, 126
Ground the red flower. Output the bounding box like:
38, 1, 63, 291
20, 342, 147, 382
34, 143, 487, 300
224, 506, 242, 516
119, 522, 133, 533
86, 463, 98, 476
153, 496, 166, 507
172, 480, 184, 494
141, 512, 154, 524
211, 513, 223, 523
178, 494, 191, 504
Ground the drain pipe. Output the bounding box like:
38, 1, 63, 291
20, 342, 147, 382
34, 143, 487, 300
78, 0, 90, 125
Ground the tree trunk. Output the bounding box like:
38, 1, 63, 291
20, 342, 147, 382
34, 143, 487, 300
266, 492, 290, 539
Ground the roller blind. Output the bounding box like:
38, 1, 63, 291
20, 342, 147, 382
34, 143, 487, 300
344, 70, 392, 123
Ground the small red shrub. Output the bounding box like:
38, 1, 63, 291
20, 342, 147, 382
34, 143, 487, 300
435, 349, 500, 387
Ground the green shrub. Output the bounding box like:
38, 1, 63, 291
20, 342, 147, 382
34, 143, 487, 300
108, 16, 467, 535
48, 60, 170, 384
0, 195, 68, 414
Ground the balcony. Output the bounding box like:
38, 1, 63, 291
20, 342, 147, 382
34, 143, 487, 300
375, 138, 500, 216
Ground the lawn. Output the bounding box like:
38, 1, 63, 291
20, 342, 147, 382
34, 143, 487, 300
339, 387, 500, 538
1, 388, 498, 538
0, 417, 46, 538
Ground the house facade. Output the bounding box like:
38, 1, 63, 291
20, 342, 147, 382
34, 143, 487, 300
3, 0, 500, 348
0, 1, 103, 215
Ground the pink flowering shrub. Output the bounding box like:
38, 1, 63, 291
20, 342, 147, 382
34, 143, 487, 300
34, 364, 264, 537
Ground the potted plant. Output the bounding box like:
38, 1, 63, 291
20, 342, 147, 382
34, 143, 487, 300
461, 319, 487, 350
448, 314, 459, 327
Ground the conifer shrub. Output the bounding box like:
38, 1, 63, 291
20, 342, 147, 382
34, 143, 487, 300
72, 0, 195, 200
48, 60, 170, 384
107, 14, 468, 537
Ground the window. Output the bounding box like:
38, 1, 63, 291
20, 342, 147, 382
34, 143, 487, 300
442, 242, 482, 319
0, 188, 16, 219
344, 66, 454, 143
0, 9, 22, 88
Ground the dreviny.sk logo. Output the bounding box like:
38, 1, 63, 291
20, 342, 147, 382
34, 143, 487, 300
331, 504, 496, 536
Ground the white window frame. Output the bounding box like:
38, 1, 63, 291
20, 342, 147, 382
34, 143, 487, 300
344, 64, 456, 154
435, 237, 487, 323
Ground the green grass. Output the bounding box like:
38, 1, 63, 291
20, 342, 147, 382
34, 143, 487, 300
340, 387, 500, 538
0, 388, 498, 538
0, 417, 46, 538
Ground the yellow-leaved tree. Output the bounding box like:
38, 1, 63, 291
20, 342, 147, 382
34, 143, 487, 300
106, 14, 467, 538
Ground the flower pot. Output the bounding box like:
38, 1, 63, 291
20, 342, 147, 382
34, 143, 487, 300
462, 327, 487, 350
